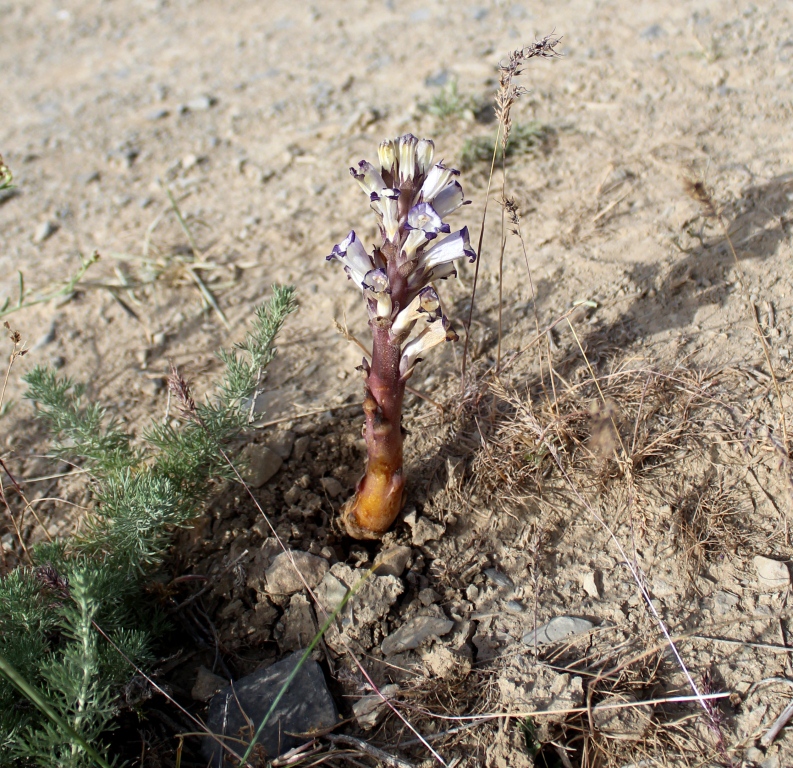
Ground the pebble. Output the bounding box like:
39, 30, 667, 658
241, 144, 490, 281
147, 108, 169, 120
418, 588, 439, 606
203, 651, 338, 763
183, 95, 216, 112
754, 556, 791, 590
381, 615, 454, 656
319, 477, 343, 498
352, 684, 399, 729
522, 616, 595, 646
293, 435, 311, 462
373, 545, 412, 577
33, 220, 58, 243
191, 666, 227, 701
266, 430, 296, 460
484, 568, 514, 589
1, 533, 15, 552
583, 571, 601, 599
714, 590, 741, 614
411, 517, 445, 546
265, 550, 329, 596
241, 444, 283, 488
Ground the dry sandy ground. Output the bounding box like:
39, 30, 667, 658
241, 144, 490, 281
2, 0, 793, 765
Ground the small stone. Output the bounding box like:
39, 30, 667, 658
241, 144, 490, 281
382, 615, 454, 656
241, 444, 283, 488
373, 545, 412, 577
582, 571, 601, 599
152, 331, 167, 347
191, 666, 227, 701
147, 108, 169, 120
484, 568, 514, 589
714, 590, 740, 614
184, 95, 216, 112
1, 533, 15, 552
352, 684, 399, 729
320, 477, 343, 498
505, 600, 525, 614
267, 430, 296, 460
522, 616, 595, 646
411, 517, 445, 546
203, 651, 338, 763
276, 594, 317, 653
754, 556, 791, 590
33, 220, 57, 243
592, 695, 651, 740
182, 153, 203, 171
465, 584, 479, 601
266, 550, 329, 596
419, 588, 439, 606
293, 435, 311, 462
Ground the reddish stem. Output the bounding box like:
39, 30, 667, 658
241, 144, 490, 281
341, 266, 408, 539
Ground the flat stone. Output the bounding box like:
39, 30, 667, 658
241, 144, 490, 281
267, 430, 296, 460
191, 666, 227, 701
33, 220, 58, 243
382, 615, 454, 656
293, 435, 311, 462
265, 551, 329, 595
203, 651, 338, 762
242, 444, 283, 488
352, 684, 399, 729
754, 556, 790, 590
373, 545, 412, 577
484, 568, 514, 589
522, 616, 595, 646
411, 517, 445, 546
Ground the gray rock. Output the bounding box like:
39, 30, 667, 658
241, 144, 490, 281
484, 568, 514, 589
373, 545, 412, 577
33, 220, 58, 243
267, 430, 296, 460
382, 615, 454, 656
352, 684, 399, 729
522, 616, 595, 646
191, 666, 227, 701
203, 652, 338, 762
411, 517, 445, 546
266, 551, 329, 595
242, 444, 283, 488
293, 435, 311, 462
319, 477, 343, 498
714, 590, 740, 614
276, 594, 318, 653
754, 556, 790, 590
419, 588, 439, 606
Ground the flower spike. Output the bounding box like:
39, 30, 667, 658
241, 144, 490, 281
326, 135, 472, 539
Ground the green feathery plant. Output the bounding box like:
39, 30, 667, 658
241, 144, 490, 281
0, 286, 296, 766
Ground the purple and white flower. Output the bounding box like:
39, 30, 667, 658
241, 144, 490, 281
402, 202, 450, 261
391, 286, 442, 338
370, 188, 400, 241
327, 230, 373, 288
399, 316, 458, 378
420, 161, 460, 203
350, 161, 386, 197
362, 268, 392, 320
416, 226, 476, 274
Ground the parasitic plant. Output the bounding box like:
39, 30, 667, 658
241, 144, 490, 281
327, 135, 475, 539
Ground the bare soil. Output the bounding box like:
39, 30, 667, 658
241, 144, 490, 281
2, 0, 793, 766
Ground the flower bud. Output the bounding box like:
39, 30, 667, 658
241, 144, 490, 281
397, 134, 418, 184
420, 162, 460, 203
350, 161, 387, 197
378, 139, 397, 178
362, 268, 392, 320
416, 138, 435, 176
370, 188, 400, 242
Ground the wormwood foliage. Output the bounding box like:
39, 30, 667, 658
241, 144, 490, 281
0, 286, 297, 766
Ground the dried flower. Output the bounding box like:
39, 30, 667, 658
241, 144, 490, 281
327, 134, 474, 538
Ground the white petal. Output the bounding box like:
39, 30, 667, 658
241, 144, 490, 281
416, 139, 435, 175
328, 230, 374, 288
363, 268, 392, 319
430, 180, 465, 218
418, 227, 476, 272
399, 316, 458, 376
420, 162, 460, 202
378, 139, 397, 177
397, 134, 418, 183
350, 161, 386, 196
371, 188, 400, 241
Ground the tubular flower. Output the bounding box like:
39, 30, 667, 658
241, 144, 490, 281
326, 134, 475, 539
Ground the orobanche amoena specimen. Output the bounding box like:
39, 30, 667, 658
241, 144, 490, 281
327, 135, 475, 539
